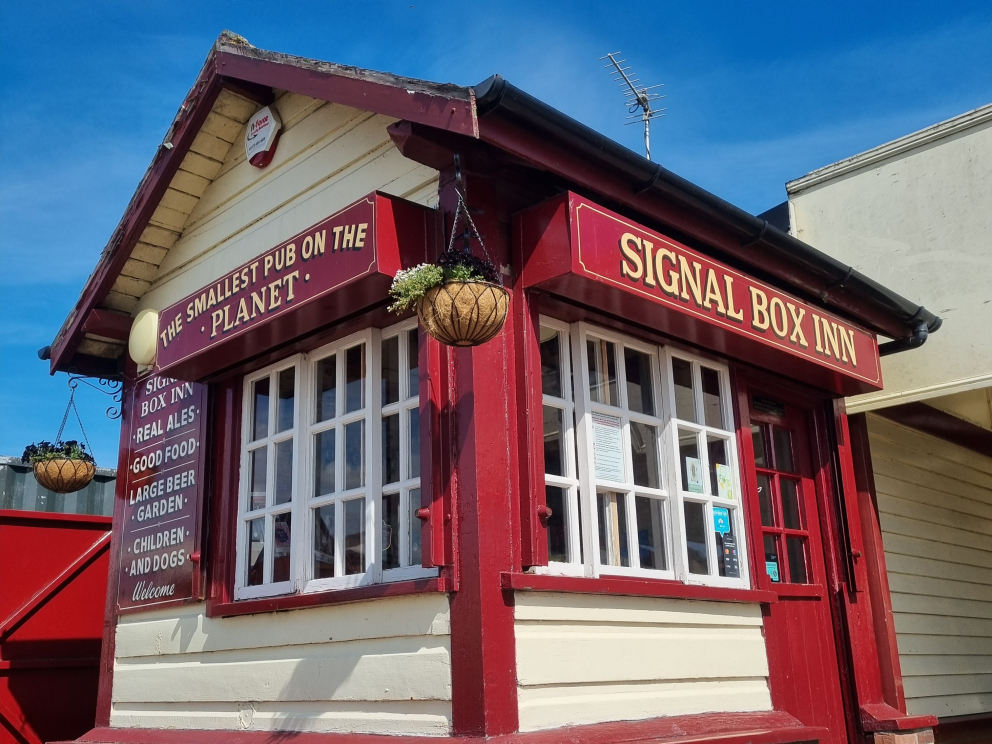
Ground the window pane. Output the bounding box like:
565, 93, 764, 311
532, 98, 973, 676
787, 536, 809, 584
381, 335, 400, 405
707, 436, 731, 499
671, 358, 696, 422
409, 488, 422, 566
597, 492, 630, 567
407, 329, 420, 399
700, 367, 724, 429
751, 424, 767, 467
382, 414, 400, 485
540, 327, 563, 398
345, 420, 365, 490
314, 430, 335, 497
273, 512, 291, 582
313, 505, 335, 579
756, 473, 775, 527
344, 498, 365, 575
277, 368, 295, 432
315, 356, 337, 423
587, 338, 618, 406
781, 478, 802, 530
249, 448, 267, 510
764, 534, 781, 582
624, 348, 654, 415
630, 421, 661, 489
545, 486, 569, 563
774, 428, 795, 473
274, 440, 293, 505
382, 492, 399, 570
684, 500, 708, 575
252, 377, 270, 440
345, 344, 365, 413
543, 406, 565, 477
635, 496, 667, 570
246, 518, 265, 586
409, 407, 421, 479
678, 428, 703, 493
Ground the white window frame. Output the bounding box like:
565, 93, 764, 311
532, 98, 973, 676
663, 347, 750, 589
572, 321, 675, 581
235, 356, 303, 600
234, 321, 435, 602
378, 319, 432, 583
537, 318, 585, 577
534, 317, 751, 590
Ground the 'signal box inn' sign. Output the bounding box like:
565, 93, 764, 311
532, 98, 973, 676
117, 374, 207, 612
155, 192, 433, 381
517, 193, 882, 396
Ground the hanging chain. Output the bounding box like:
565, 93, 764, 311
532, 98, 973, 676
55, 385, 94, 455
446, 188, 496, 267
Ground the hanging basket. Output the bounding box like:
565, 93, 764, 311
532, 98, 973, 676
32, 459, 96, 494
416, 280, 509, 347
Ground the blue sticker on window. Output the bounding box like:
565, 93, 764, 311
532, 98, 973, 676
766, 561, 780, 582
713, 507, 731, 534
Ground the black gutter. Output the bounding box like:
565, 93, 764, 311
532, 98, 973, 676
474, 75, 941, 348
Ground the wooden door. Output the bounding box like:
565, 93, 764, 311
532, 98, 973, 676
738, 385, 851, 744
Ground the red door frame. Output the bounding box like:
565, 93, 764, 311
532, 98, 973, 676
733, 368, 858, 744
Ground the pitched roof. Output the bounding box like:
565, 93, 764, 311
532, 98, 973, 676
49, 31, 476, 376
50, 32, 940, 377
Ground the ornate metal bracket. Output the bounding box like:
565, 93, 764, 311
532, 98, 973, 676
67, 375, 124, 420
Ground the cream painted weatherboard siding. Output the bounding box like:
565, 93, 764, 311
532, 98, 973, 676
134, 90, 439, 318
109, 593, 452, 734
513, 592, 772, 731
868, 414, 992, 718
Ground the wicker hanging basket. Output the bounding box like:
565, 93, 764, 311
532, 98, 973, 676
416, 280, 509, 347
32, 459, 96, 494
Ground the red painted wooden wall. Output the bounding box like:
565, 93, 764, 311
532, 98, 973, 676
0, 510, 112, 744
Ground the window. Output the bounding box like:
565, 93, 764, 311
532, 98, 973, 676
539, 319, 582, 570
666, 350, 745, 585
539, 319, 749, 588
235, 321, 431, 600
751, 413, 811, 585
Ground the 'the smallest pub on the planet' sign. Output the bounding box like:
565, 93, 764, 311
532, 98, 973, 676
116, 374, 208, 612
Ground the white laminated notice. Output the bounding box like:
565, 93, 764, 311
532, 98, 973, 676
592, 412, 625, 482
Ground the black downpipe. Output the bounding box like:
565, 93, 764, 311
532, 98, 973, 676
474, 75, 942, 350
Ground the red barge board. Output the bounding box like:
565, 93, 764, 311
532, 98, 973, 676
155, 192, 434, 381
517, 192, 883, 396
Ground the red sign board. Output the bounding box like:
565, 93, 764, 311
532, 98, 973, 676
154, 192, 432, 381
518, 193, 882, 395
116, 374, 207, 612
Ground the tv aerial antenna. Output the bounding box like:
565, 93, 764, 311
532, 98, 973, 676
601, 51, 666, 161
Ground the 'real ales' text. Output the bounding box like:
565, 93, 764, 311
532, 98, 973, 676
158, 218, 370, 347
618, 232, 860, 367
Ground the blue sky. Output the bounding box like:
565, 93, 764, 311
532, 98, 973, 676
2, 1, 991, 467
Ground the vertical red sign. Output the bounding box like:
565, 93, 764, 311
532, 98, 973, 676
116, 375, 208, 612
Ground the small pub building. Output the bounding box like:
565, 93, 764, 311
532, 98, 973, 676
48, 32, 944, 744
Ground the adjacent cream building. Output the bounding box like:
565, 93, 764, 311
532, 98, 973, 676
786, 103, 992, 738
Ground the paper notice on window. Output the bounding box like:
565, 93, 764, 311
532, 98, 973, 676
685, 456, 704, 493
715, 463, 734, 500
592, 412, 625, 482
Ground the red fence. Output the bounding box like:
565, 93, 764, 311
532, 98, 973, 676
0, 510, 111, 744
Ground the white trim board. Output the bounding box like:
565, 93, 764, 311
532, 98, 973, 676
787, 103, 992, 194
845, 373, 992, 414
